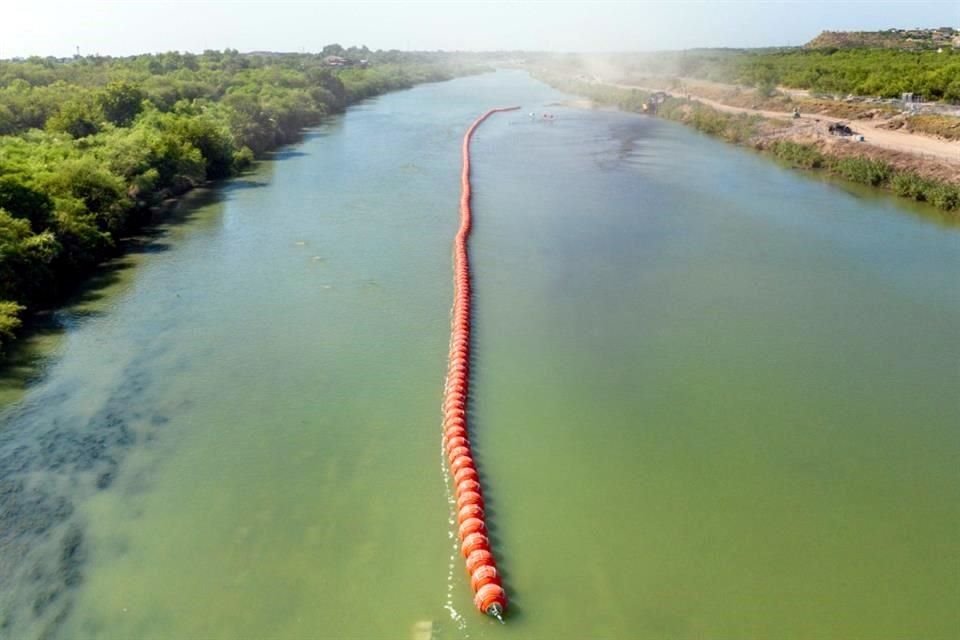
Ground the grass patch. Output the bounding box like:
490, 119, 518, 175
891, 173, 933, 200
658, 97, 761, 143
769, 140, 826, 168
903, 115, 960, 141
928, 183, 960, 211
827, 156, 893, 186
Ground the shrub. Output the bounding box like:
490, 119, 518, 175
828, 156, 892, 186
769, 141, 825, 168
46, 96, 104, 138
0, 177, 55, 231
232, 146, 255, 172
891, 173, 931, 201
928, 183, 960, 211
98, 81, 145, 126
689, 105, 727, 136
0, 300, 24, 348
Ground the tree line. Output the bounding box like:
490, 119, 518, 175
731, 48, 960, 101
0, 48, 478, 346
535, 48, 960, 102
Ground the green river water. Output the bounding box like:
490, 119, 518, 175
1, 71, 958, 639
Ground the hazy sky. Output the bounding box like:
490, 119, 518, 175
2, 1, 957, 58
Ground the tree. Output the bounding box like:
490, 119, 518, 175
98, 81, 145, 126
0, 177, 55, 231
46, 96, 103, 138
0, 103, 14, 135
42, 158, 131, 233
306, 67, 347, 110
0, 207, 59, 304
0, 300, 24, 348
169, 114, 236, 179
322, 44, 345, 57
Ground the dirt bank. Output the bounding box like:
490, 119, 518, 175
613, 81, 960, 171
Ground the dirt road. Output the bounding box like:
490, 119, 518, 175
615, 83, 960, 165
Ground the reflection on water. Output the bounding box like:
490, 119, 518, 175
0, 71, 958, 639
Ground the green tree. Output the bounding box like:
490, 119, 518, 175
50, 211, 112, 277
0, 177, 55, 231
46, 95, 103, 137
98, 81, 145, 126
42, 158, 131, 233
0, 208, 60, 304
0, 300, 24, 348
0, 103, 15, 135
322, 43, 345, 57
169, 113, 236, 179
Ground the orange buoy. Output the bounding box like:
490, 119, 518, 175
450, 456, 475, 476
474, 583, 508, 618
457, 503, 484, 525
470, 565, 501, 592
444, 431, 467, 444
456, 479, 482, 496
447, 446, 471, 462
444, 436, 469, 452
454, 467, 478, 485
459, 517, 487, 539
456, 489, 483, 509
440, 106, 518, 620
465, 548, 494, 574
461, 532, 491, 558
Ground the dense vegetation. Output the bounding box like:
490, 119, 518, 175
768, 140, 960, 211
731, 49, 960, 100
0, 48, 476, 347
541, 46, 960, 102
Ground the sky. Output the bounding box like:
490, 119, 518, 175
1, 0, 958, 58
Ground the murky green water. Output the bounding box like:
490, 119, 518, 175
1, 71, 958, 639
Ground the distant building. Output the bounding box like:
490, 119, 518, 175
323, 55, 349, 67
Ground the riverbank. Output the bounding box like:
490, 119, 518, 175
608, 77, 960, 163
538, 72, 960, 220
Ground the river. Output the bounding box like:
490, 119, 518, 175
1, 70, 958, 639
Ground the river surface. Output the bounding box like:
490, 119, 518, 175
1, 71, 958, 640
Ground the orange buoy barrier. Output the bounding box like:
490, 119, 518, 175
441, 106, 519, 620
